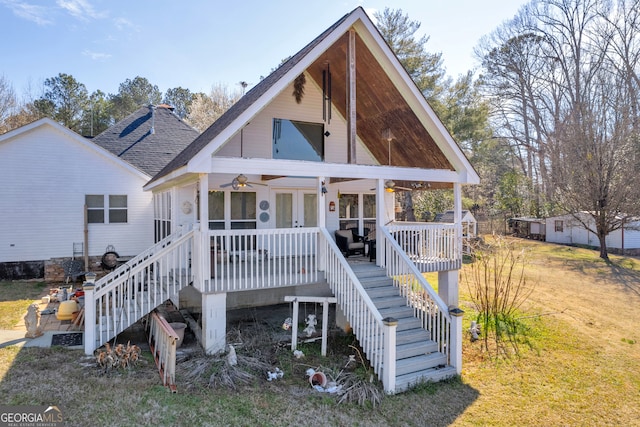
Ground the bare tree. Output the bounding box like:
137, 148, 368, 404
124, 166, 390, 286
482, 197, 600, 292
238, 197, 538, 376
0, 75, 17, 134
479, 0, 640, 260
185, 84, 241, 132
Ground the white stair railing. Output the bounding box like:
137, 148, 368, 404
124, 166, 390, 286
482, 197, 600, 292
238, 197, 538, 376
84, 228, 194, 354
148, 311, 179, 392
379, 227, 452, 361
320, 228, 394, 390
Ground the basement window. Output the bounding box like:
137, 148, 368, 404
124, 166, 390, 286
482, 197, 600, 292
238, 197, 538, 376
272, 118, 324, 161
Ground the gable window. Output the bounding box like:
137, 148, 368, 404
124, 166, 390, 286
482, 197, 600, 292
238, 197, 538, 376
555, 220, 563, 232
86, 194, 128, 224
273, 118, 324, 161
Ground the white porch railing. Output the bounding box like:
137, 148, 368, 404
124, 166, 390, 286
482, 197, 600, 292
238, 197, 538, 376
84, 227, 195, 354
203, 227, 321, 293
378, 227, 452, 360
387, 222, 462, 272
320, 229, 389, 386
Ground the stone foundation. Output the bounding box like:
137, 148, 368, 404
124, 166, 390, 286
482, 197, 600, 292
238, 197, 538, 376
44, 257, 106, 282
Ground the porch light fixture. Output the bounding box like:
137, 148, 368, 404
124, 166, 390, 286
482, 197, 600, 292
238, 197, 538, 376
321, 181, 328, 194
385, 180, 396, 192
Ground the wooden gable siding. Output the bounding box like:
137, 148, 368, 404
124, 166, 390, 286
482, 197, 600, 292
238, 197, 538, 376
0, 124, 153, 263
305, 32, 454, 170
215, 78, 377, 165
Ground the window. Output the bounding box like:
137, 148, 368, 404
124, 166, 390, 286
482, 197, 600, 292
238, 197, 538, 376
230, 192, 256, 229
273, 118, 324, 161
86, 195, 104, 223
208, 191, 225, 230
339, 193, 376, 237
339, 194, 359, 231
86, 194, 127, 224
109, 195, 127, 223
154, 191, 171, 242
555, 220, 564, 232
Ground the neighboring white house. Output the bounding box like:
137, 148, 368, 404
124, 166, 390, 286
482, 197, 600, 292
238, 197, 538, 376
546, 212, 640, 254
0, 119, 152, 278
0, 105, 199, 280
84, 7, 480, 394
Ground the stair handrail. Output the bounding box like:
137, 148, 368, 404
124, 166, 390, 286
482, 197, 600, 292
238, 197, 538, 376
85, 227, 195, 354
380, 227, 452, 358
94, 226, 194, 297
320, 228, 386, 375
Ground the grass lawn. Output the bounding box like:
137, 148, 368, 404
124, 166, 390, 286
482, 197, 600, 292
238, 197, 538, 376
1, 238, 639, 426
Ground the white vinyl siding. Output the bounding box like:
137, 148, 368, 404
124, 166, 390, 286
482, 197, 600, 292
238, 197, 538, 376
0, 122, 153, 262
215, 76, 377, 165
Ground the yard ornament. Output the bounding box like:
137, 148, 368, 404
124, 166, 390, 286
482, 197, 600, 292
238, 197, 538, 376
24, 303, 43, 338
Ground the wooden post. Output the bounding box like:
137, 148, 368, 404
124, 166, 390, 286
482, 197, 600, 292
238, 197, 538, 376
382, 317, 398, 394
83, 281, 96, 355
449, 306, 464, 375
285, 296, 337, 356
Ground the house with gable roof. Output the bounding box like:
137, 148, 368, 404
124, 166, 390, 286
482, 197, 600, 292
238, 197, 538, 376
83, 7, 480, 394
0, 105, 199, 280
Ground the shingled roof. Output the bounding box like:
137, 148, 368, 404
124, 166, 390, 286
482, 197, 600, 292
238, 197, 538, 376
92, 105, 200, 176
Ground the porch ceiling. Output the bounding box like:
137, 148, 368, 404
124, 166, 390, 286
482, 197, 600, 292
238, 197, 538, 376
305, 32, 454, 171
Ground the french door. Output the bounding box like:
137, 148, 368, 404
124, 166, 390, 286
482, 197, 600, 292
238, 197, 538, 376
274, 190, 317, 257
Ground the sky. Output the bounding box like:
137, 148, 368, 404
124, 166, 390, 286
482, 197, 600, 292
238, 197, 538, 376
0, 0, 528, 98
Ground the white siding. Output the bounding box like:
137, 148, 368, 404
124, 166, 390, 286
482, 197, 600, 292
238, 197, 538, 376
216, 76, 377, 165
0, 123, 153, 262
546, 214, 640, 249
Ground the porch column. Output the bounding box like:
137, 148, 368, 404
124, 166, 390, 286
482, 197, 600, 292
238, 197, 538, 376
318, 176, 327, 271
453, 182, 462, 256
198, 175, 211, 287
201, 292, 226, 355
438, 270, 459, 307
375, 179, 386, 266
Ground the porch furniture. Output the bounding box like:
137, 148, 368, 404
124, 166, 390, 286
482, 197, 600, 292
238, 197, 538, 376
62, 259, 84, 284
367, 239, 376, 262
335, 229, 365, 257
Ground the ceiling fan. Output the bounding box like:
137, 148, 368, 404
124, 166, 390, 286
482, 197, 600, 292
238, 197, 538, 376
370, 180, 413, 192
220, 174, 267, 190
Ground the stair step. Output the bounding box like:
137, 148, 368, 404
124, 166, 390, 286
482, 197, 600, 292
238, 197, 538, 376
396, 340, 438, 359
397, 317, 423, 331
350, 264, 386, 276
359, 276, 394, 288
379, 305, 414, 319
397, 328, 430, 345
395, 365, 457, 392
372, 295, 407, 309
396, 352, 448, 376
366, 286, 400, 299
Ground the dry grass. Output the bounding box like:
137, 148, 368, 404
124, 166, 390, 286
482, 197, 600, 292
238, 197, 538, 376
0, 280, 48, 329
1, 238, 640, 426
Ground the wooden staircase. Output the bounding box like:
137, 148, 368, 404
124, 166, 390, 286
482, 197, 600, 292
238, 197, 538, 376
349, 262, 457, 392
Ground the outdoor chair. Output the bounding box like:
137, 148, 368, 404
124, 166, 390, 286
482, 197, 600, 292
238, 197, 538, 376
62, 259, 85, 284
335, 229, 365, 257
